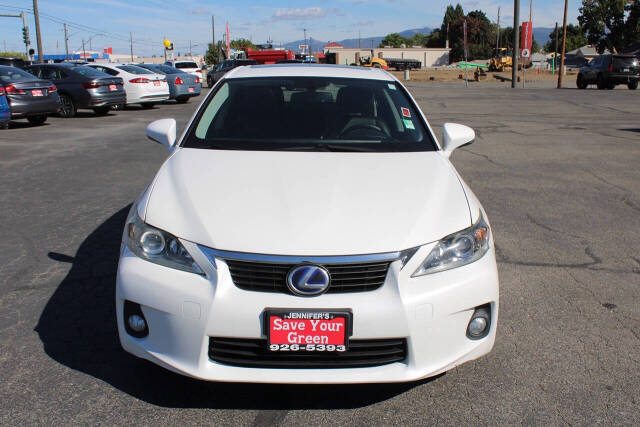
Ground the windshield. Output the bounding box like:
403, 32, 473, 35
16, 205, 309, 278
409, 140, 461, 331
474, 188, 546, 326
0, 67, 37, 82
72, 66, 109, 77
116, 65, 153, 75
151, 64, 182, 74
175, 62, 198, 69
613, 56, 639, 68
184, 77, 435, 152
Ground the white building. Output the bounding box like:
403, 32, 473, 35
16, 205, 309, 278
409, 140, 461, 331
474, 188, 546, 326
324, 47, 450, 68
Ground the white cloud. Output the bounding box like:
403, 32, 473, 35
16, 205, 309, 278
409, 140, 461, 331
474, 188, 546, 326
272, 7, 333, 21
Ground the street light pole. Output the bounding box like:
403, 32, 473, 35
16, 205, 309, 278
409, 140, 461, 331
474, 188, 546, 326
511, 0, 520, 88
64, 23, 69, 59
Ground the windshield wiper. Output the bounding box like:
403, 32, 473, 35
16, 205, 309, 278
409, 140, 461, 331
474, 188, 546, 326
271, 143, 380, 152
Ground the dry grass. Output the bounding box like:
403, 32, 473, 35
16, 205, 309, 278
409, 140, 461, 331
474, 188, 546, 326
388, 68, 579, 83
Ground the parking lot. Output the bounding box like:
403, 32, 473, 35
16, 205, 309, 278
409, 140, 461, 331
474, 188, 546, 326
1, 84, 639, 424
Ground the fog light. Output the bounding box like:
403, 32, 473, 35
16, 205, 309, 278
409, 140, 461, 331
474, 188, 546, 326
123, 300, 149, 338
468, 317, 487, 336
127, 314, 146, 332
467, 304, 491, 339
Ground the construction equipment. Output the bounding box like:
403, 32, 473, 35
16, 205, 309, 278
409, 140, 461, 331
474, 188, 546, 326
354, 50, 389, 69
488, 48, 513, 72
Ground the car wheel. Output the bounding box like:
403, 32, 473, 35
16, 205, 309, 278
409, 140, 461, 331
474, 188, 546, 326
373, 63, 382, 69
576, 75, 588, 89
93, 107, 111, 116
175, 96, 189, 104
596, 74, 606, 90
207, 76, 213, 88
0, 122, 8, 130
27, 115, 47, 125
141, 103, 155, 109
58, 94, 76, 118
112, 103, 125, 111
628, 81, 638, 90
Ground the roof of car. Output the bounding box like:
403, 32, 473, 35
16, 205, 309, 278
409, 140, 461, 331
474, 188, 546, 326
226, 64, 395, 81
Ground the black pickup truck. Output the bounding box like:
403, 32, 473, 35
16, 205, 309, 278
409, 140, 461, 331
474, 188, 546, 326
384, 58, 422, 71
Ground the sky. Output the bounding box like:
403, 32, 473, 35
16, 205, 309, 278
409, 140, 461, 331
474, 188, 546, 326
0, 0, 581, 57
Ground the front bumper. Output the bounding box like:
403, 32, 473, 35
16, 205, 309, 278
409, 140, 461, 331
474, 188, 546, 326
116, 241, 499, 384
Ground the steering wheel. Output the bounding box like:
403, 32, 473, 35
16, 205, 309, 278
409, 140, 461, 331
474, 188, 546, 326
339, 123, 389, 139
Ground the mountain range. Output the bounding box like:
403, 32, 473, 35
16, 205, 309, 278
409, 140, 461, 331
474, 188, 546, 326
283, 26, 554, 51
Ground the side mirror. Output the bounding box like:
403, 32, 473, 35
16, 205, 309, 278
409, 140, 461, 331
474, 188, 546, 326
146, 118, 177, 152
442, 123, 475, 157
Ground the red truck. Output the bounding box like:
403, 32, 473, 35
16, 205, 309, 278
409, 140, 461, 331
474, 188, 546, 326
241, 48, 295, 64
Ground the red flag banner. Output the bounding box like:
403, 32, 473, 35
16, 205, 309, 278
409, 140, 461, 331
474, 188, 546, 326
520, 21, 533, 58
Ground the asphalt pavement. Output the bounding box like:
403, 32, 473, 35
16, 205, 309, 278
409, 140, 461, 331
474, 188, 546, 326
1, 83, 639, 424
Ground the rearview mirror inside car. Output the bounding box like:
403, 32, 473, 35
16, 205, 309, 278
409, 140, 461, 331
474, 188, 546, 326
146, 119, 177, 152
442, 123, 475, 158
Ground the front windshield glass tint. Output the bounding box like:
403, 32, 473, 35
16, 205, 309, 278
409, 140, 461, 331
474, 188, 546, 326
0, 67, 36, 82
185, 77, 435, 152
116, 65, 153, 75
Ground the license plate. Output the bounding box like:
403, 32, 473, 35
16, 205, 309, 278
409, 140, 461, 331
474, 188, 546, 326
154, 81, 160, 86
31, 89, 43, 96
109, 84, 117, 91
188, 87, 194, 93
623, 68, 629, 72
266, 310, 351, 352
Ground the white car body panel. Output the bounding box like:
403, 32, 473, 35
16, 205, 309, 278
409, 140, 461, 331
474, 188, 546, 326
90, 63, 170, 104
145, 149, 472, 255
168, 60, 201, 78
117, 64, 499, 383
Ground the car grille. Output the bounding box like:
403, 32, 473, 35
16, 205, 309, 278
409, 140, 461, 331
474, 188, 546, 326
209, 337, 407, 368
224, 260, 391, 294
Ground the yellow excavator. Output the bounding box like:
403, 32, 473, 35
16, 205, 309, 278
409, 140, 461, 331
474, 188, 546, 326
488, 48, 513, 72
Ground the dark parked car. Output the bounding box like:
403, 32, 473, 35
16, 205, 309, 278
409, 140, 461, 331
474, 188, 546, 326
207, 59, 258, 87
24, 63, 126, 117
0, 57, 28, 68
0, 65, 61, 125
136, 63, 201, 103
577, 54, 639, 90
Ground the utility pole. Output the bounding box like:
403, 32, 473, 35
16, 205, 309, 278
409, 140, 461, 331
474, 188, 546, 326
130, 32, 134, 62
211, 14, 215, 61
523, 0, 532, 88
496, 6, 500, 50
303, 28, 307, 55
553, 22, 558, 74
82, 39, 86, 59
358, 31, 361, 49
557, 0, 568, 88
33, 0, 43, 62
63, 23, 69, 59
511, 0, 520, 88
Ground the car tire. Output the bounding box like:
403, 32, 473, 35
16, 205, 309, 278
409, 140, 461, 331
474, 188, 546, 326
93, 107, 111, 116
628, 81, 638, 90
175, 96, 189, 104
112, 103, 125, 111
596, 74, 606, 90
58, 94, 76, 118
207, 76, 213, 88
27, 115, 47, 125
373, 63, 382, 69
141, 103, 155, 109
576, 75, 588, 89
0, 122, 8, 130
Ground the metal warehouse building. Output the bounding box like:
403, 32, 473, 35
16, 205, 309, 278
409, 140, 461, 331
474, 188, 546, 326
323, 47, 450, 68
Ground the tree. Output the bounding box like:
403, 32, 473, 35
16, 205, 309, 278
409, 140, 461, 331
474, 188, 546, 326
500, 26, 539, 53
230, 38, 256, 50
578, 0, 640, 53
543, 24, 588, 53
379, 33, 408, 48
0, 51, 27, 60
204, 42, 221, 65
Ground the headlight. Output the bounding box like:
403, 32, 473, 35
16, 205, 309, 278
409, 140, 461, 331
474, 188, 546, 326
124, 209, 203, 274
412, 212, 490, 276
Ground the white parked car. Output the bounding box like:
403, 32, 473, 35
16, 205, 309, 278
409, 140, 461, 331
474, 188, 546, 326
117, 64, 499, 383
165, 60, 201, 79
88, 63, 169, 108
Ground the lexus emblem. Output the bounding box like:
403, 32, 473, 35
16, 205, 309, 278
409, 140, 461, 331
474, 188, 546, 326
287, 265, 330, 296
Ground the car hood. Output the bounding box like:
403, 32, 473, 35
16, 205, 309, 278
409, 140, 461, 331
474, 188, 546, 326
144, 148, 471, 255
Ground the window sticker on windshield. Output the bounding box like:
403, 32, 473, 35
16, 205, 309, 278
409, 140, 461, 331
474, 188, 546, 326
403, 119, 415, 130
401, 107, 411, 118
387, 83, 396, 90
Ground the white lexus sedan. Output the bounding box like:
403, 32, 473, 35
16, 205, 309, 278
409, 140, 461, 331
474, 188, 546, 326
117, 64, 499, 383
88, 63, 169, 108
